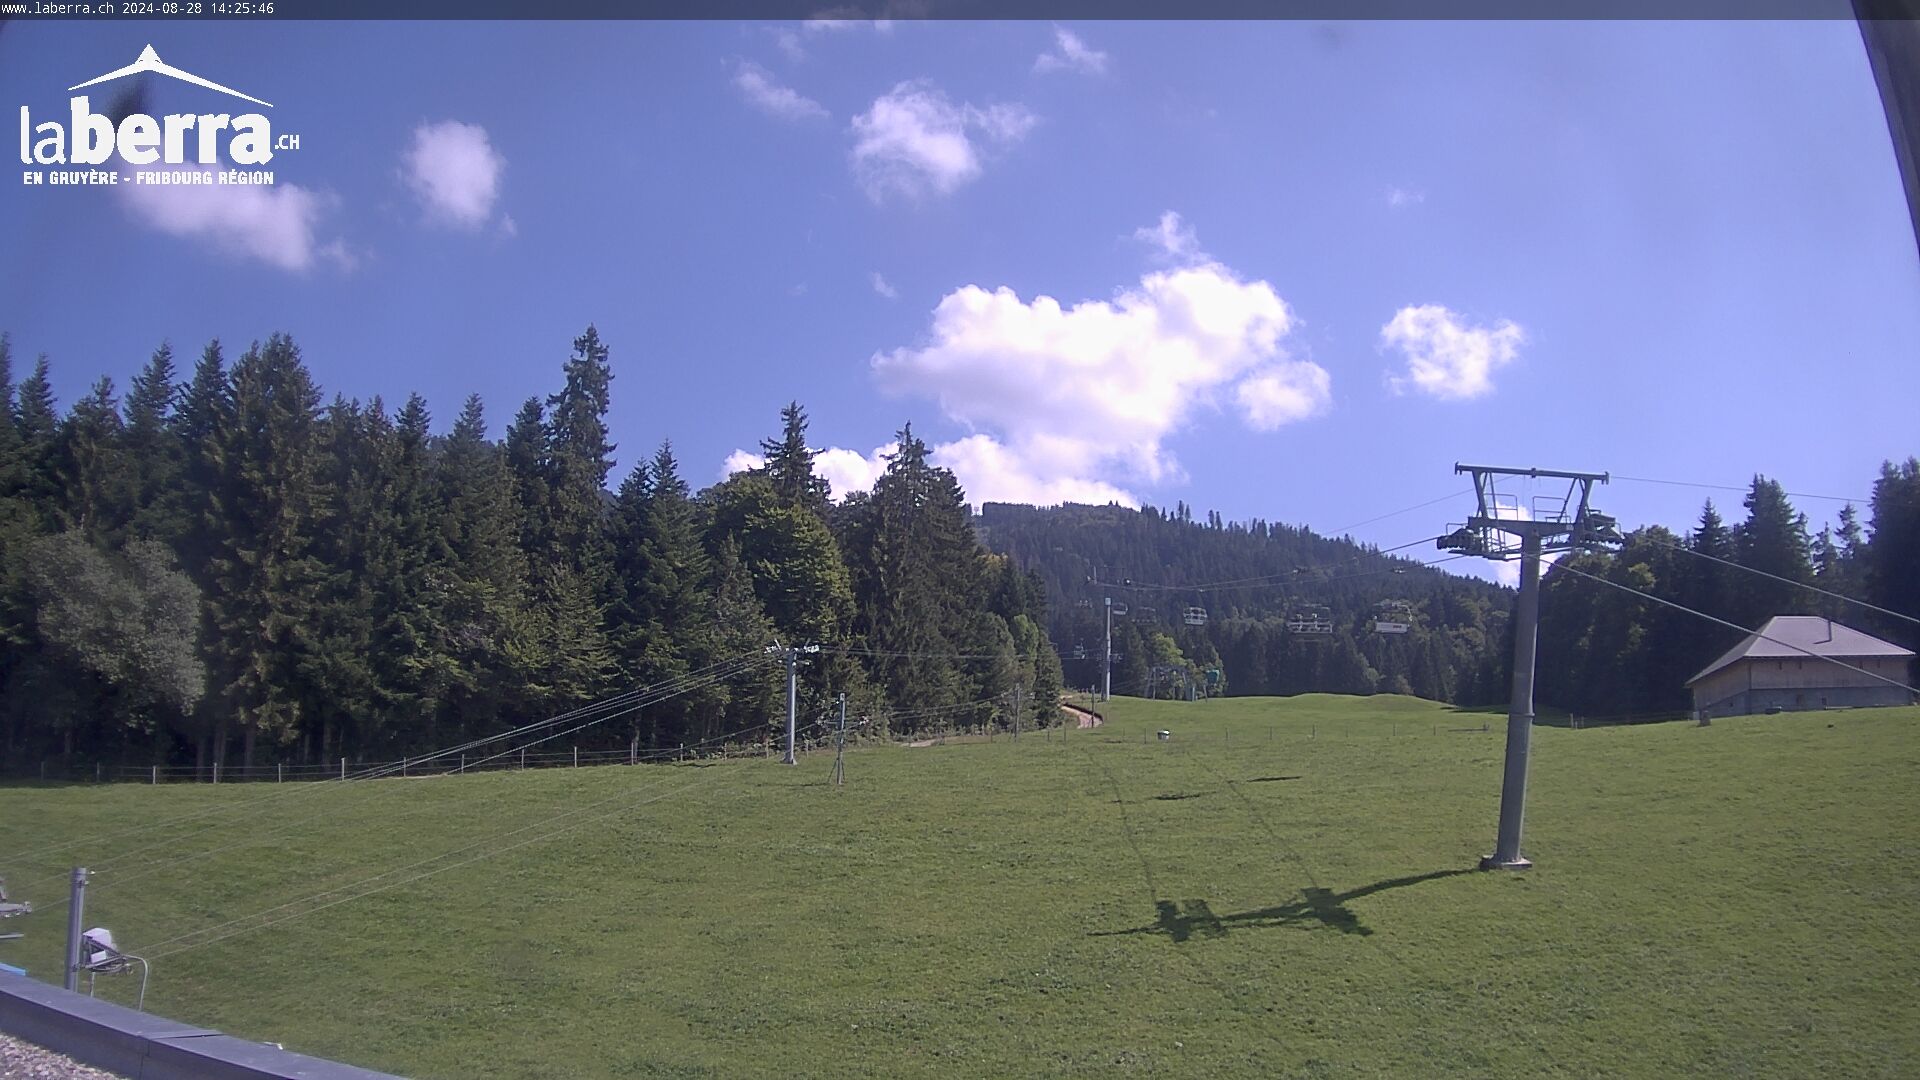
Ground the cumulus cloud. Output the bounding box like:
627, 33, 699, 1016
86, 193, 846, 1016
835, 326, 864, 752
402, 120, 506, 230
849, 80, 1036, 202
1381, 304, 1526, 401
816, 443, 895, 498
871, 271, 899, 299
1034, 25, 1110, 75
721, 449, 765, 480
120, 169, 350, 273
1236, 364, 1334, 430
933, 435, 1138, 508
1386, 186, 1425, 209
1132, 210, 1205, 264
720, 442, 896, 501
862, 214, 1331, 506
732, 61, 829, 120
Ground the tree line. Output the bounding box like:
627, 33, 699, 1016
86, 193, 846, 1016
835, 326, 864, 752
0, 328, 1063, 772
1535, 469, 1920, 720
979, 468, 1919, 719
977, 502, 1515, 705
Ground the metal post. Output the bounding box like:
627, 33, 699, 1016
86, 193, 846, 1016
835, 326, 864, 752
151, 765, 158, 785
573, 746, 578, 769
783, 649, 798, 766
1485, 529, 1543, 871
63, 868, 88, 992
1013, 685, 1022, 741
340, 757, 346, 780
277, 762, 283, 783
832, 693, 847, 786
212, 761, 219, 784
1103, 597, 1113, 702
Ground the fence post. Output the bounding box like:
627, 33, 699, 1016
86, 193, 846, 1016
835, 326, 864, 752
95, 762, 102, 783
520, 747, 526, 771
340, 757, 346, 780
213, 761, 220, 784
403, 757, 408, 777
278, 762, 284, 783
151, 764, 158, 785
573, 746, 579, 768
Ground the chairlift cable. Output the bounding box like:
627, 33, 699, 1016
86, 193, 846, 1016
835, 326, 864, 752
1652, 537, 1920, 630
1551, 562, 1920, 698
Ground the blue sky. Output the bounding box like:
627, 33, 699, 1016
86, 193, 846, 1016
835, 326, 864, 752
3, 20, 1915, 582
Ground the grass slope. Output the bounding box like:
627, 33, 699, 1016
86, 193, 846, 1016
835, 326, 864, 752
1, 696, 1916, 1078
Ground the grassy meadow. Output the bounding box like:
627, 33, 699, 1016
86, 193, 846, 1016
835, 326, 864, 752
0, 695, 1915, 1078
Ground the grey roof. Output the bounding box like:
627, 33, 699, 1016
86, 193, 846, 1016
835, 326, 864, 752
1686, 616, 1915, 686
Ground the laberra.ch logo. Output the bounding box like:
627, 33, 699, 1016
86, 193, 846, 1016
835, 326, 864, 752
18, 44, 301, 187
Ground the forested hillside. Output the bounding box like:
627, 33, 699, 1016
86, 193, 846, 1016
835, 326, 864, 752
0, 328, 1062, 772
978, 464, 1920, 720
977, 502, 1516, 705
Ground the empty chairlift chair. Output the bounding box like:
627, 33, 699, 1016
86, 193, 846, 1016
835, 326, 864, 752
1182, 606, 1209, 627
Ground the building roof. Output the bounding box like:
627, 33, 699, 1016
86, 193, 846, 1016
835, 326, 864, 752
1687, 616, 1915, 687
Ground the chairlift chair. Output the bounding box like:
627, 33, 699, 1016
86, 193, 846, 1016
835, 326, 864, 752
80, 927, 149, 1011
1182, 606, 1208, 626
1372, 600, 1414, 635
1286, 606, 1334, 635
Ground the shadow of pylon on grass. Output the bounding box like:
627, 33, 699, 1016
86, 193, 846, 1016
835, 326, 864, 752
1093, 868, 1475, 942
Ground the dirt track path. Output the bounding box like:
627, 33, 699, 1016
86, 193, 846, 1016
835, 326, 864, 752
1060, 703, 1104, 729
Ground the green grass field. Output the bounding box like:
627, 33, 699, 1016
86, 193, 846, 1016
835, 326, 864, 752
2, 696, 1916, 1078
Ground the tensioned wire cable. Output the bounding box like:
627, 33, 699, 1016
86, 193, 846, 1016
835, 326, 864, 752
76, 654, 779, 889
1650, 537, 1920, 630
137, 767, 734, 962
14, 655, 778, 903
1326, 490, 1474, 535
3, 652, 759, 866
1611, 473, 1870, 505
1550, 561, 1920, 698
120, 706, 781, 956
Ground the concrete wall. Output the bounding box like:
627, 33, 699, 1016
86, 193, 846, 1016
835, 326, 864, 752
0, 971, 399, 1080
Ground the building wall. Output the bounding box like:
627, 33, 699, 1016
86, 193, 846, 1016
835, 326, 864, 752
1693, 656, 1916, 717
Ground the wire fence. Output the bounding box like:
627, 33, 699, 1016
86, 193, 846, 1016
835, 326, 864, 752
0, 734, 804, 787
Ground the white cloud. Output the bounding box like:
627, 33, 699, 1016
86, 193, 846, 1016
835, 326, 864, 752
1381, 304, 1526, 401
866, 214, 1330, 507
933, 435, 1138, 508
120, 169, 349, 273
1386, 186, 1425, 209
721, 449, 765, 480
770, 27, 808, 61
1034, 25, 1109, 76
849, 80, 1036, 202
871, 271, 899, 299
1236, 363, 1333, 429
815, 443, 895, 498
1132, 210, 1205, 265
720, 443, 895, 502
403, 120, 506, 230
732, 61, 829, 121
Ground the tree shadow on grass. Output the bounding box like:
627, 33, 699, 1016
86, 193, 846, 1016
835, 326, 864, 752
1093, 868, 1474, 942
